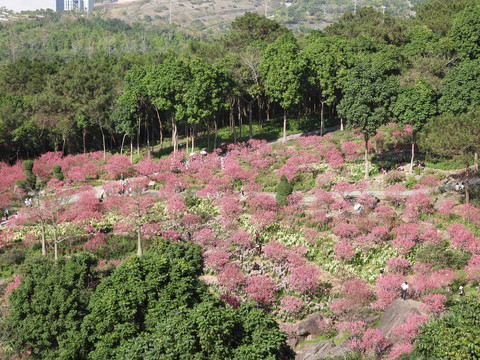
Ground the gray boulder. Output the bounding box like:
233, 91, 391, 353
296, 340, 350, 360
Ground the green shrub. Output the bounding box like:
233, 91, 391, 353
52, 164, 64, 181
405, 175, 417, 189
414, 241, 471, 270
22, 160, 33, 171
22, 160, 36, 190
276, 175, 293, 206
0, 248, 26, 266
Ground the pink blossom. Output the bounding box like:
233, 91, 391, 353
336, 321, 367, 336
385, 184, 407, 206
387, 343, 414, 360
205, 250, 230, 272
165, 195, 188, 218
437, 199, 455, 218
245, 275, 277, 305
341, 141, 362, 160
373, 273, 405, 310
217, 263, 245, 292
289, 264, 321, 293
347, 328, 389, 357
280, 295, 304, 316
333, 181, 355, 199
393, 223, 419, 254
2, 274, 22, 300
134, 159, 161, 176
104, 155, 132, 180
447, 223, 480, 253
386, 258, 410, 274
334, 240, 355, 261
392, 314, 428, 343
263, 241, 287, 261
332, 222, 359, 239
465, 254, 480, 281
192, 228, 215, 248
83, 232, 106, 253
422, 293, 447, 316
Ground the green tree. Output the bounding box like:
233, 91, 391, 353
439, 59, 480, 114
423, 111, 480, 204
276, 175, 293, 206
392, 78, 437, 172
448, 0, 480, 60
301, 35, 349, 135
5, 255, 99, 360
338, 60, 398, 178
145, 57, 191, 152
413, 296, 480, 359
259, 33, 305, 142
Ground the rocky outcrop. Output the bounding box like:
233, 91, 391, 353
287, 312, 329, 349
296, 340, 350, 360
376, 298, 428, 342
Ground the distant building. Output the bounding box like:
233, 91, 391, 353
65, 0, 94, 11
0, 0, 93, 12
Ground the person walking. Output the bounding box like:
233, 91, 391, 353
4, 208, 8, 221
401, 281, 409, 300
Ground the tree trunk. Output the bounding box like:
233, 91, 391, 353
137, 225, 143, 257
207, 122, 211, 150
230, 105, 236, 143
41, 225, 46, 256
320, 99, 325, 136
465, 160, 470, 204
214, 114, 218, 149
137, 117, 141, 155
283, 108, 287, 142
248, 101, 253, 140
155, 106, 163, 149
340, 117, 344, 131
145, 113, 150, 159
53, 227, 58, 261
83, 129, 87, 154
171, 116, 178, 152
120, 133, 127, 155
130, 138, 133, 164
192, 125, 195, 152
186, 123, 189, 155
237, 99, 242, 140
474, 152, 478, 172
258, 96, 263, 130
101, 127, 106, 160
266, 97, 270, 123
364, 135, 370, 179
410, 131, 416, 174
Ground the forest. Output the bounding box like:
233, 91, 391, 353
0, 0, 478, 163
1, 0, 480, 359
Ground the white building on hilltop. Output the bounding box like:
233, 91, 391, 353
0, 0, 94, 12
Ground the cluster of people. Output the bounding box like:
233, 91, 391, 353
24, 198, 33, 207
455, 182, 465, 192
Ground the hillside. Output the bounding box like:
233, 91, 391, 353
94, 0, 428, 30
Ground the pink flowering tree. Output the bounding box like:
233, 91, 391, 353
288, 264, 321, 294
244, 275, 277, 306
392, 314, 428, 343
422, 293, 447, 318
0, 162, 25, 209
103, 177, 156, 256
447, 223, 480, 254
373, 273, 405, 310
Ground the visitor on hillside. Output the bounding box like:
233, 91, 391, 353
4, 208, 8, 221
459, 286, 465, 297
120, 173, 124, 181
398, 165, 404, 171
420, 161, 425, 168
379, 268, 384, 279
401, 281, 409, 300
